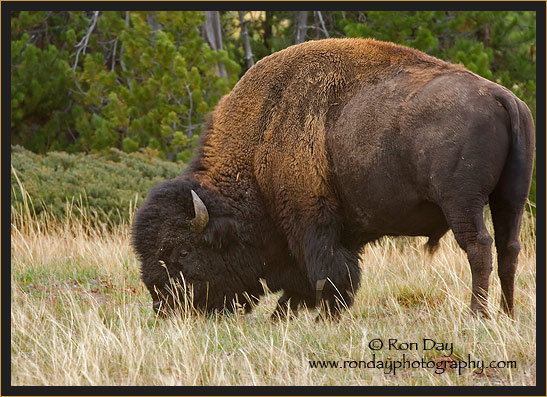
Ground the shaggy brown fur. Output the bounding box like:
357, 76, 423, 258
133, 38, 534, 318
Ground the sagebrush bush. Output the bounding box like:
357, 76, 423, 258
11, 145, 184, 225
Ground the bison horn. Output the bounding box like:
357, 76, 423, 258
189, 190, 209, 233
315, 278, 327, 307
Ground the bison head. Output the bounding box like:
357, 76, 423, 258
132, 178, 262, 315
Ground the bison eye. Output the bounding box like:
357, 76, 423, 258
179, 248, 189, 258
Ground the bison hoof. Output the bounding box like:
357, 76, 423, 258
470, 306, 491, 319
315, 310, 342, 323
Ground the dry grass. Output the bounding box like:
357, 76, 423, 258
10, 195, 536, 386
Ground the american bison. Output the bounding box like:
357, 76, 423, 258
132, 38, 534, 319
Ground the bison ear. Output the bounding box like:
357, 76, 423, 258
202, 217, 241, 249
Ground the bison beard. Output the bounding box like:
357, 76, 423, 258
132, 38, 534, 319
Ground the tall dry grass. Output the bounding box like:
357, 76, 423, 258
10, 187, 536, 386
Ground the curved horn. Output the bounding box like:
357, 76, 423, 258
189, 190, 209, 233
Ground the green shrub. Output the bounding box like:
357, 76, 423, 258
11, 145, 184, 225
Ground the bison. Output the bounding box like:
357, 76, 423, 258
132, 38, 534, 319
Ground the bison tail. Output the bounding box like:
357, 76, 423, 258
492, 89, 535, 204
489, 89, 534, 317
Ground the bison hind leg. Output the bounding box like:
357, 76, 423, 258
489, 192, 527, 319
425, 237, 441, 255
442, 205, 493, 317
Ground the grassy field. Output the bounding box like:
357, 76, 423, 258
10, 194, 536, 386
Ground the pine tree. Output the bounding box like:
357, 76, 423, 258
11, 11, 241, 160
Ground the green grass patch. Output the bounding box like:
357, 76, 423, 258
11, 145, 184, 225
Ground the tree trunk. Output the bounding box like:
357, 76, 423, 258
238, 11, 255, 69
295, 11, 308, 44
204, 11, 227, 78
147, 12, 161, 36
315, 11, 329, 38
263, 11, 272, 51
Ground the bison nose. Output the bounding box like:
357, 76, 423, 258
152, 300, 162, 312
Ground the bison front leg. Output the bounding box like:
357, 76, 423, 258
271, 292, 298, 320
300, 222, 362, 318
270, 291, 315, 320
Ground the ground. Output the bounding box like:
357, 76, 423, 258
10, 203, 536, 386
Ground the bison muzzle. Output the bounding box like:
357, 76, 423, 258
132, 38, 535, 319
